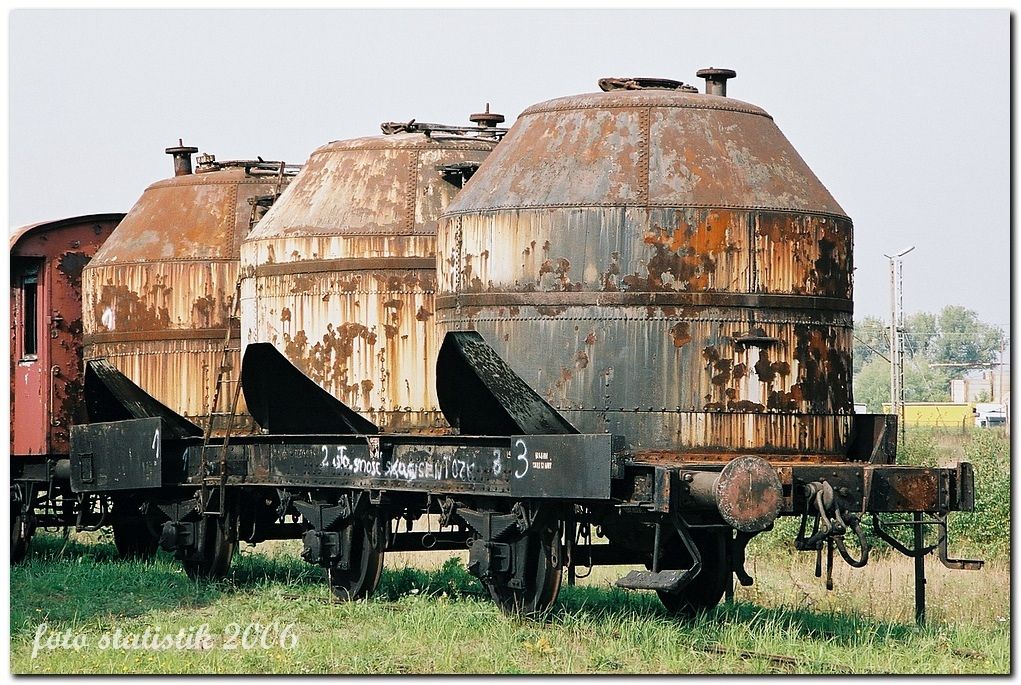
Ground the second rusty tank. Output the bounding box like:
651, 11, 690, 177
82, 145, 298, 433
240, 111, 505, 432
436, 72, 855, 460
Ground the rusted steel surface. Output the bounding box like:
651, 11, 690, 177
444, 90, 847, 217
240, 128, 498, 433
867, 467, 943, 513
623, 460, 974, 517
786, 464, 972, 514
82, 153, 294, 433
10, 214, 123, 456
437, 76, 854, 458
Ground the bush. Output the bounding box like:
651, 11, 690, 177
948, 430, 1010, 558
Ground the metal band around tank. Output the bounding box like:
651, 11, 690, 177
254, 257, 435, 277
84, 328, 239, 344
442, 204, 852, 222
520, 100, 772, 119
435, 292, 853, 313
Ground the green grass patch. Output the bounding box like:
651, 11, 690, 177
10, 534, 1009, 674
10, 426, 1008, 674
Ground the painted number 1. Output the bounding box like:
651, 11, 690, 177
152, 427, 161, 461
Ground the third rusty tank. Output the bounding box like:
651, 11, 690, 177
240, 111, 506, 432
436, 71, 855, 460
83, 145, 298, 433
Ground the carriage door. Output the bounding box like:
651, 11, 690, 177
11, 258, 48, 455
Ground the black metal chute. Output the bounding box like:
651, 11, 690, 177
240, 342, 378, 435
84, 359, 203, 440
436, 331, 579, 436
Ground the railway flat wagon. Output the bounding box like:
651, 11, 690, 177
60, 71, 981, 623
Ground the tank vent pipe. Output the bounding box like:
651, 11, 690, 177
470, 103, 506, 137
696, 67, 737, 97
165, 139, 199, 176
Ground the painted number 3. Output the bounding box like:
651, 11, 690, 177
514, 439, 528, 479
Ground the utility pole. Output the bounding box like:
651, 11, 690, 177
998, 335, 1005, 405
885, 247, 915, 446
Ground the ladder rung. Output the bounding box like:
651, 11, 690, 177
200, 275, 244, 450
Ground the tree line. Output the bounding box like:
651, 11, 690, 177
852, 306, 1006, 412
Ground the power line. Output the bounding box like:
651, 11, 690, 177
852, 334, 891, 363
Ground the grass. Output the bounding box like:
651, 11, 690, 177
10, 429, 1010, 674
10, 533, 1009, 674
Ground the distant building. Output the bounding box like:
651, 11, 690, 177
882, 402, 974, 429
950, 366, 1010, 404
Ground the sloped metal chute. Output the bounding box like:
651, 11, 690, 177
436, 330, 578, 436
84, 359, 203, 440
239, 342, 379, 435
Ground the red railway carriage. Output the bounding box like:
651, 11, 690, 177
10, 213, 123, 559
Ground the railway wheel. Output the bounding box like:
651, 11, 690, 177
484, 523, 563, 617
183, 514, 236, 580
10, 495, 34, 565
326, 515, 385, 601
656, 529, 729, 617
112, 501, 158, 560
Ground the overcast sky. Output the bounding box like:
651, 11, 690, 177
8, 8, 1009, 330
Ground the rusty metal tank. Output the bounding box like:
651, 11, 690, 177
437, 71, 855, 461
240, 111, 505, 432
82, 145, 298, 433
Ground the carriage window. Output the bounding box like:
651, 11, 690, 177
22, 269, 38, 358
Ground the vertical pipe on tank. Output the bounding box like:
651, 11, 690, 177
165, 140, 199, 176
696, 68, 737, 96
470, 104, 506, 138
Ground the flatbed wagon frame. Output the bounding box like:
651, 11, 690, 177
68, 365, 981, 623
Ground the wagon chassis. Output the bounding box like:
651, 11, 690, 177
64, 335, 981, 623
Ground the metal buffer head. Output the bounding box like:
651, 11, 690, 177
695, 67, 737, 96
684, 456, 783, 532
165, 139, 199, 176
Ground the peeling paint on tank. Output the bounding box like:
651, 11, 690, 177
82, 166, 290, 434
670, 322, 692, 348
241, 130, 497, 432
